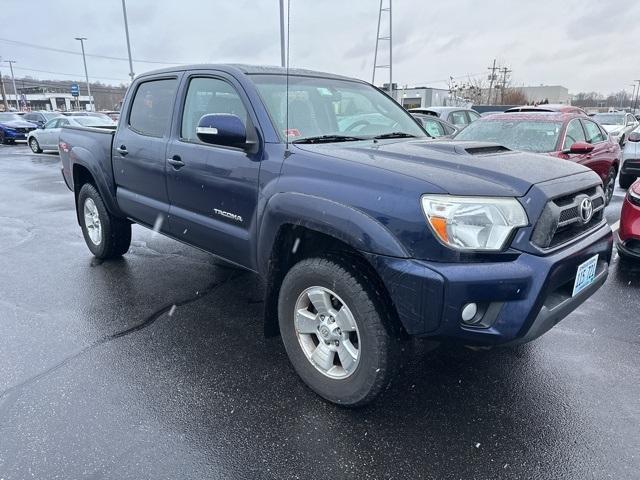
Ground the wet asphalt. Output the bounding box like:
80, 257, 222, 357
0, 143, 638, 480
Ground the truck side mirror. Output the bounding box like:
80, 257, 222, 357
196, 114, 247, 149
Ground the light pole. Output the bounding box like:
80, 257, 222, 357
3, 60, 19, 111
633, 80, 640, 113
630, 83, 637, 111
75, 37, 94, 111
121, 0, 135, 81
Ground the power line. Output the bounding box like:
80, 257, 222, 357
10, 65, 127, 83
0, 37, 184, 65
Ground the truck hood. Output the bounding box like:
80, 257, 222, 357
294, 139, 593, 197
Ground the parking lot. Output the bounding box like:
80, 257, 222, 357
0, 142, 638, 479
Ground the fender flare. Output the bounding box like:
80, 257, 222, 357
257, 192, 409, 276
71, 147, 125, 221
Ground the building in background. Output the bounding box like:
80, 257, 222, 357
4, 87, 93, 111
519, 85, 570, 104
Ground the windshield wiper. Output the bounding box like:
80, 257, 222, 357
373, 132, 418, 140
292, 134, 365, 144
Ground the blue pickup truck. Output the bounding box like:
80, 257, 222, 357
59, 64, 612, 406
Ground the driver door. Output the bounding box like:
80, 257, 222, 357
40, 118, 63, 149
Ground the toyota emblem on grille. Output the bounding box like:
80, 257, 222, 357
579, 197, 593, 224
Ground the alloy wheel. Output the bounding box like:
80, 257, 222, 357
83, 198, 102, 245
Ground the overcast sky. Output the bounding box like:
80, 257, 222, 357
1, 0, 638, 94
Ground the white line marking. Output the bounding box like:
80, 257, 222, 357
610, 220, 620, 232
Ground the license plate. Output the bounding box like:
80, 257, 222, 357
572, 254, 599, 297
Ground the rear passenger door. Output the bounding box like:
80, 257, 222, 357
581, 119, 614, 182
164, 73, 262, 268
113, 76, 180, 228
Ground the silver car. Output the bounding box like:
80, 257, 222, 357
592, 112, 638, 146
27, 115, 116, 153
620, 125, 640, 189
408, 106, 481, 129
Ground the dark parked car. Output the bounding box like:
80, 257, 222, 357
616, 179, 640, 261
410, 113, 458, 138
58, 64, 612, 406
455, 112, 621, 204
22, 110, 64, 127
620, 126, 640, 188
408, 106, 480, 129
0, 112, 37, 144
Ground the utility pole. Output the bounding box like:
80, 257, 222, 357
499, 66, 512, 104
3, 60, 19, 110
0, 67, 9, 111
121, 0, 135, 81
75, 37, 94, 111
487, 59, 497, 105
633, 80, 640, 113
279, 0, 286, 67
372, 0, 393, 96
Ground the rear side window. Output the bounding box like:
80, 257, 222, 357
181, 77, 248, 143
129, 78, 178, 137
450, 111, 467, 126
582, 120, 606, 144
467, 111, 480, 122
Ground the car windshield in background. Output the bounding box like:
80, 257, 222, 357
592, 113, 625, 125
0, 113, 22, 122
43, 112, 63, 121
455, 119, 563, 153
73, 117, 115, 127
251, 74, 427, 142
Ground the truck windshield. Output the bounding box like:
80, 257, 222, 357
251, 74, 427, 142
455, 119, 563, 153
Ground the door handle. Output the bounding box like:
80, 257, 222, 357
116, 145, 128, 156
167, 155, 185, 169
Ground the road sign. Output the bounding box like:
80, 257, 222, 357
70, 83, 80, 97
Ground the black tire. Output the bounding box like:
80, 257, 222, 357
29, 137, 42, 153
77, 183, 131, 259
619, 173, 635, 190
0, 130, 7, 145
603, 167, 616, 205
278, 256, 401, 407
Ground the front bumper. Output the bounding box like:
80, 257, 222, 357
367, 223, 613, 345
3, 130, 28, 141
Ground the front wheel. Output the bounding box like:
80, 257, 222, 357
278, 257, 400, 407
78, 183, 131, 259
603, 167, 616, 205
29, 137, 42, 153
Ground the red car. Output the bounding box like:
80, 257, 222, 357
617, 179, 640, 261
455, 112, 621, 204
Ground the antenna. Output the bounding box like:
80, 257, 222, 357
285, 0, 291, 152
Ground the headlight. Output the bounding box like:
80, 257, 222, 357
421, 195, 528, 251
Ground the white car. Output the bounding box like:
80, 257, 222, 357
620, 125, 640, 189
27, 115, 116, 153
592, 112, 638, 145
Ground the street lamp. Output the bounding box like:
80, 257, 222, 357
75, 37, 94, 111
3, 60, 19, 111
121, 0, 135, 81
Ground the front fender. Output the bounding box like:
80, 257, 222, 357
257, 192, 409, 275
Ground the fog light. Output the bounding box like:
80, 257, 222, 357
461, 303, 478, 324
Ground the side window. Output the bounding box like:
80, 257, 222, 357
563, 119, 586, 150
450, 111, 467, 126
44, 118, 58, 129
129, 78, 178, 137
627, 114, 637, 126
24, 113, 35, 122
582, 120, 606, 144
422, 118, 446, 137
466, 111, 480, 123
58, 118, 70, 127
181, 77, 248, 143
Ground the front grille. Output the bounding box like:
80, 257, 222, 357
15, 127, 33, 134
531, 186, 606, 249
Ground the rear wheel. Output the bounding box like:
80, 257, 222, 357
29, 137, 42, 153
278, 257, 401, 407
78, 183, 131, 259
0, 130, 7, 145
619, 173, 635, 190
603, 167, 616, 205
